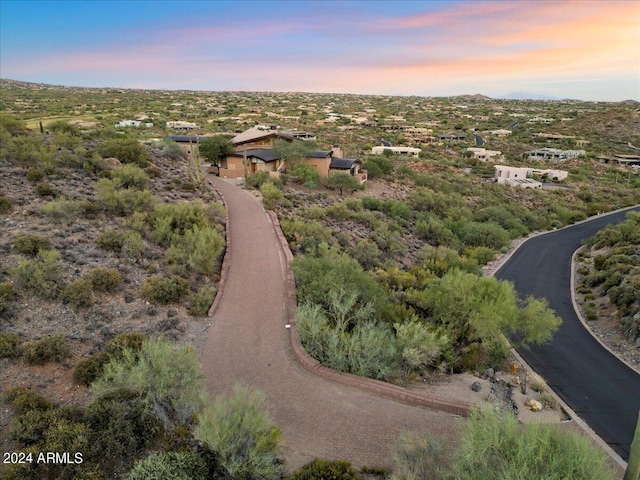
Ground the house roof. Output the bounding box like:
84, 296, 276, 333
228, 148, 282, 162
330, 157, 360, 169
308, 150, 332, 159
232, 127, 294, 145
165, 135, 209, 143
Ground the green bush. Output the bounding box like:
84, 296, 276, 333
60, 279, 94, 309
86, 268, 123, 292
13, 234, 51, 256
96, 178, 154, 216
150, 201, 216, 247
104, 332, 147, 359
289, 163, 320, 188
26, 167, 44, 181
0, 281, 18, 316
73, 352, 111, 386
92, 338, 207, 429
34, 182, 59, 197
111, 164, 150, 190
392, 430, 447, 480
85, 388, 163, 468
21, 335, 71, 365
194, 385, 282, 480
0, 332, 20, 358
165, 225, 225, 276
290, 459, 360, 480
325, 172, 362, 195
0, 196, 12, 214
141, 275, 190, 304
11, 249, 64, 297
260, 181, 284, 210
96, 228, 126, 252
189, 284, 217, 316
126, 451, 208, 480
5, 386, 53, 415
363, 156, 392, 179
281, 219, 332, 254
41, 197, 81, 220
97, 139, 149, 167
454, 408, 615, 480
246, 171, 271, 189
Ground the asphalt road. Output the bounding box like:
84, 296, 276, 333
495, 205, 640, 460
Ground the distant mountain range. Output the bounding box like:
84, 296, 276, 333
498, 91, 560, 100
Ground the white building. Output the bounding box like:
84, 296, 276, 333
466, 148, 502, 161
166, 121, 199, 131
371, 145, 421, 157
494, 165, 568, 189
528, 148, 585, 162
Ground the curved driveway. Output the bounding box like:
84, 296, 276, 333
200, 177, 463, 470
495, 206, 640, 460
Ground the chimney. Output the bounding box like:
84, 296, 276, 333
331, 146, 343, 158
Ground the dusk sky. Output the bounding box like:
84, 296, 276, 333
1, 0, 639, 100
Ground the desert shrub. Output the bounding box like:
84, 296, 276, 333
189, 284, 217, 316
260, 181, 284, 210
11, 249, 63, 297
13, 234, 51, 256
454, 408, 615, 480
392, 430, 447, 480
281, 219, 332, 254
326, 202, 351, 221
74, 352, 111, 386
5, 386, 53, 414
325, 172, 362, 195
463, 246, 496, 266
530, 380, 546, 393
111, 164, 150, 190
26, 167, 44, 181
150, 201, 215, 247
194, 385, 282, 480
0, 332, 20, 358
292, 245, 387, 316
86, 268, 123, 292
97, 139, 149, 167
85, 388, 163, 469
141, 275, 190, 305
297, 302, 398, 380
246, 171, 271, 189
539, 392, 558, 410
0, 196, 12, 213
96, 178, 154, 216
126, 451, 208, 480
96, 228, 125, 252
289, 163, 320, 188
0, 281, 17, 316
290, 459, 360, 480
92, 338, 207, 429
41, 197, 81, 220
454, 221, 510, 250
122, 230, 143, 258
384, 200, 412, 221
395, 320, 447, 378
363, 156, 392, 179
361, 196, 383, 211
104, 332, 147, 359
166, 225, 225, 276
60, 279, 94, 309
48, 120, 80, 136
21, 335, 71, 365
34, 182, 59, 197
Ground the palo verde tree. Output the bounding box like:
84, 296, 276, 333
198, 135, 234, 166
272, 138, 319, 168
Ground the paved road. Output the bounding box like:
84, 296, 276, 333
495, 206, 640, 460
200, 176, 463, 471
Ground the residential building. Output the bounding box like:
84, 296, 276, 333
494, 165, 568, 189
466, 147, 502, 161
166, 121, 199, 131
371, 145, 421, 157
528, 148, 585, 162
437, 133, 467, 142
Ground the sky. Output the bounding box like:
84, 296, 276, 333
1, 0, 639, 101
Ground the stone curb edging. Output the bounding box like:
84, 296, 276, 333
266, 210, 472, 418
207, 175, 232, 318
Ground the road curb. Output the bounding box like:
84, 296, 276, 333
207, 175, 232, 318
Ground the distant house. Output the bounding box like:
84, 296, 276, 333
487, 129, 512, 137
494, 165, 568, 189
437, 133, 467, 142
217, 127, 367, 182
166, 121, 199, 131
116, 119, 151, 128
371, 145, 421, 157
528, 148, 585, 162
165, 135, 212, 156
466, 148, 502, 161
